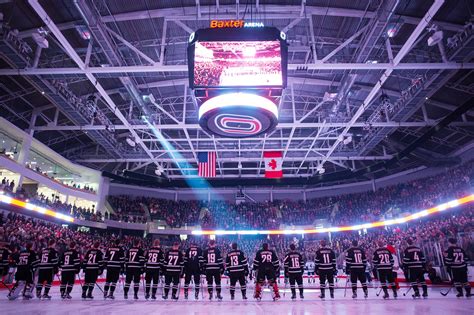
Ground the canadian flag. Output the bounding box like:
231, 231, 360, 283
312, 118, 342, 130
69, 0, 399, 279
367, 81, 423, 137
264, 151, 283, 178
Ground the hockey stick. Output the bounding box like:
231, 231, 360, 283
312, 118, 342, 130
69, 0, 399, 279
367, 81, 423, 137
403, 269, 411, 296
440, 270, 454, 296
403, 286, 412, 296
95, 282, 104, 294
376, 287, 383, 297
200, 275, 204, 300
440, 285, 453, 296
375, 270, 382, 297
343, 277, 349, 297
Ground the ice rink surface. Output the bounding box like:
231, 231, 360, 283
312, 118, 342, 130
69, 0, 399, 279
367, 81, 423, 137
1, 286, 472, 315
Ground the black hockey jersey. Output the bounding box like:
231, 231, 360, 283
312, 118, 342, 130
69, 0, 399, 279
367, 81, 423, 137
83, 248, 104, 271
444, 246, 469, 269
145, 246, 164, 270
15, 249, 39, 273
126, 247, 145, 270
372, 247, 394, 271
0, 246, 10, 272
184, 245, 204, 272
203, 247, 224, 272
403, 245, 426, 269
253, 249, 279, 271
284, 251, 304, 275
226, 249, 248, 274
105, 246, 125, 269
60, 249, 80, 273
163, 249, 184, 274
38, 247, 59, 270
315, 247, 336, 271
345, 247, 367, 271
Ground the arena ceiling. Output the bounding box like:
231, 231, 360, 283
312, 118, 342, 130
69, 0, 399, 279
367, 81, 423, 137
0, 0, 473, 187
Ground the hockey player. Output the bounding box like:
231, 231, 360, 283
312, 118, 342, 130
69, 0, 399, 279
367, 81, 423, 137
162, 241, 184, 300
253, 243, 280, 301
36, 239, 59, 299
403, 238, 428, 298
103, 239, 125, 299
444, 238, 471, 297
0, 242, 10, 283
59, 241, 80, 299
124, 239, 145, 300
284, 243, 305, 300
226, 242, 249, 300
82, 241, 104, 299
346, 240, 368, 299
315, 239, 336, 299
145, 239, 164, 300
372, 240, 397, 299
8, 242, 38, 300
203, 239, 224, 300
183, 241, 204, 300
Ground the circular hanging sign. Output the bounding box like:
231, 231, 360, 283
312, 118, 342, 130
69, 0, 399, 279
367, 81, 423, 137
198, 93, 278, 138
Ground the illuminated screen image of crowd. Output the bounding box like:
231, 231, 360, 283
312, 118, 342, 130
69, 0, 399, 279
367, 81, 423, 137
193, 41, 282, 87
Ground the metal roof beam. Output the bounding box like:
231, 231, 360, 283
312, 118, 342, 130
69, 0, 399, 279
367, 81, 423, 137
32, 120, 474, 132
1, 62, 473, 76
76, 155, 392, 163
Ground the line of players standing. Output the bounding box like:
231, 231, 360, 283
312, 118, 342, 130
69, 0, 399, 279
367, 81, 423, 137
0, 236, 471, 300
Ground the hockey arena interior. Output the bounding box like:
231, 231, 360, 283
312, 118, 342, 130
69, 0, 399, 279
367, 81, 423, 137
0, 0, 474, 314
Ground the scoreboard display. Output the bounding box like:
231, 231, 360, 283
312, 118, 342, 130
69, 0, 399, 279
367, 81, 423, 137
188, 26, 287, 89
188, 24, 288, 138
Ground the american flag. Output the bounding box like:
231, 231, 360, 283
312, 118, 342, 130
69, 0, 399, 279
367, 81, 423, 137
198, 152, 216, 178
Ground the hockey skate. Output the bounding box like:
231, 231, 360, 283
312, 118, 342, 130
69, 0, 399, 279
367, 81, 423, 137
134, 293, 139, 300
422, 291, 428, 299
319, 292, 325, 300
273, 292, 281, 301
412, 291, 420, 299
383, 292, 389, 299
171, 294, 179, 301
352, 292, 357, 299
8, 282, 25, 301
291, 292, 297, 300
216, 293, 223, 301
300, 293, 304, 300
42, 294, 52, 300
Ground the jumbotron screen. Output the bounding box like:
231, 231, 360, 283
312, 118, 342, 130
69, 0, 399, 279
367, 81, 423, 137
193, 41, 282, 87
188, 26, 287, 89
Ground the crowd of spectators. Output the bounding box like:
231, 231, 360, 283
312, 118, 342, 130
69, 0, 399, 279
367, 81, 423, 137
25, 163, 96, 193
107, 195, 148, 224
103, 160, 473, 229
0, 203, 471, 272
1, 160, 473, 231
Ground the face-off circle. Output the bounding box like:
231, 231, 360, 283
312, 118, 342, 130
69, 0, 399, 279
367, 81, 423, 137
198, 93, 278, 138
